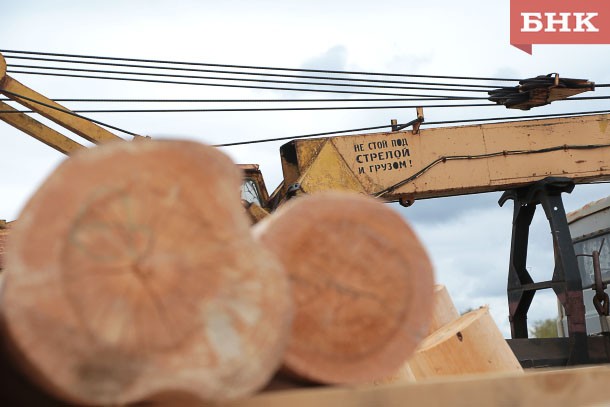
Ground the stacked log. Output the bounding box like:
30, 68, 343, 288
0, 141, 293, 405
379, 284, 459, 384
409, 306, 523, 379
426, 284, 460, 335
0, 138, 520, 404
253, 192, 435, 384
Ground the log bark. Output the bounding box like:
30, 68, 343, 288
409, 307, 523, 379
0, 140, 293, 405
253, 192, 434, 384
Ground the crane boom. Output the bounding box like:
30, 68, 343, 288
0, 52, 122, 154
275, 113, 610, 206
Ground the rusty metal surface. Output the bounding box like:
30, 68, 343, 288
567, 195, 610, 224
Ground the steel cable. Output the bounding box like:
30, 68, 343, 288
0, 103, 496, 114
1, 89, 139, 137
8, 65, 493, 93
0, 49, 521, 82
7, 70, 487, 98
215, 110, 610, 147
3, 55, 504, 89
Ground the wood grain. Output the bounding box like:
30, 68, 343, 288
409, 306, 522, 379
0, 140, 293, 405
254, 192, 434, 384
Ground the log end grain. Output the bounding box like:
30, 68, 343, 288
253, 192, 435, 384
0, 140, 293, 405
410, 306, 523, 380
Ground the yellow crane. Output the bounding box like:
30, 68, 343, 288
2, 50, 610, 367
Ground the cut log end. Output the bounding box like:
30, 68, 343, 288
0, 140, 293, 405
254, 192, 434, 384
410, 306, 523, 380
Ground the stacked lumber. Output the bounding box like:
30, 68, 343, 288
0, 141, 436, 405
0, 141, 293, 405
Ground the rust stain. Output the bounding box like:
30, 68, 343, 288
600, 117, 608, 133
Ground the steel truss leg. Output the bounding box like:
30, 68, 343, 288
499, 177, 588, 365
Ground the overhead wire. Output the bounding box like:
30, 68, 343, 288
0, 103, 496, 114
215, 109, 610, 147
0, 89, 139, 137
3, 55, 503, 89
7, 70, 487, 98
7, 65, 493, 93
0, 96, 489, 103
1, 50, 606, 150
0, 49, 521, 82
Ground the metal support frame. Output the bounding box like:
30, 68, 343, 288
499, 177, 589, 365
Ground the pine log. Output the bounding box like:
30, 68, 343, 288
0, 140, 293, 405
253, 192, 434, 384
372, 362, 416, 385
427, 284, 460, 335
409, 307, 523, 379
380, 284, 459, 384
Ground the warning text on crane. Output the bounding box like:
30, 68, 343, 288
353, 137, 412, 175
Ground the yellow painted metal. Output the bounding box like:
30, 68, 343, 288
0, 76, 122, 145
280, 114, 610, 204
0, 53, 6, 83
297, 139, 367, 195
243, 202, 271, 224
0, 101, 85, 155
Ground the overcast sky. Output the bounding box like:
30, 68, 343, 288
2, 0, 610, 337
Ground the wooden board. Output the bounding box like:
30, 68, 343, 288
253, 192, 434, 384
0, 140, 293, 405
217, 366, 610, 407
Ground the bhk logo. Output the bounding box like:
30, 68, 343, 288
510, 0, 610, 54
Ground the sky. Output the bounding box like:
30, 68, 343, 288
1, 0, 610, 337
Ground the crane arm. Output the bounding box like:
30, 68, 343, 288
0, 52, 122, 154
0, 100, 85, 155
275, 113, 610, 206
